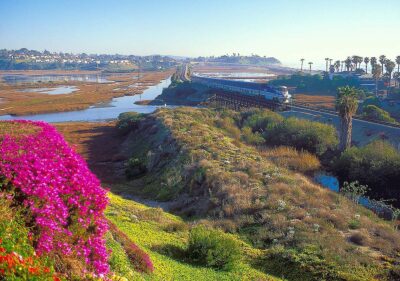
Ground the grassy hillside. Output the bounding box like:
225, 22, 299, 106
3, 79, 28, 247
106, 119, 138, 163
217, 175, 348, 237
112, 107, 400, 280
106, 193, 280, 281
2, 109, 400, 280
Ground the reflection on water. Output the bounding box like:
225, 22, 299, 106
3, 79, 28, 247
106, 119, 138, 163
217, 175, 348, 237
0, 77, 172, 123
20, 86, 79, 95
2, 74, 111, 84
314, 173, 339, 192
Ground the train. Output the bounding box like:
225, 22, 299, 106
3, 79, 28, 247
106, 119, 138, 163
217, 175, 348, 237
191, 74, 291, 103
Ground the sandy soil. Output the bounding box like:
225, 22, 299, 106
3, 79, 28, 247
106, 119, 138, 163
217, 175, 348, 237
55, 122, 124, 183
0, 69, 173, 115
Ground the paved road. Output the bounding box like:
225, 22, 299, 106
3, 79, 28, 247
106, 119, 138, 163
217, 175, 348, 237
179, 63, 190, 82
282, 105, 400, 148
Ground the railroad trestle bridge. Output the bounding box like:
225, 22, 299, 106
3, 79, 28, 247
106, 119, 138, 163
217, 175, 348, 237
205, 91, 289, 111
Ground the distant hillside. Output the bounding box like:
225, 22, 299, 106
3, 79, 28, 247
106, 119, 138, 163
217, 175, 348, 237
194, 55, 281, 66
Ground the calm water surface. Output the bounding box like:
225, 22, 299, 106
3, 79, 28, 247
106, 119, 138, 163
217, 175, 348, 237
20, 86, 79, 95
2, 74, 111, 84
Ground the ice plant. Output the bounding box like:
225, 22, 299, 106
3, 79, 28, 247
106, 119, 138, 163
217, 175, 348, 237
0, 120, 109, 276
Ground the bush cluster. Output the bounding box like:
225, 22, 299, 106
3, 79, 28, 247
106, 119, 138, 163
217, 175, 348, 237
187, 225, 241, 270
117, 112, 145, 134
0, 120, 109, 277
333, 140, 400, 206
126, 157, 147, 179
240, 109, 338, 155
362, 104, 396, 123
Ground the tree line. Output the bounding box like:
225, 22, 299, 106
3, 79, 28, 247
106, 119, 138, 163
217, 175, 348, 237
300, 56, 400, 84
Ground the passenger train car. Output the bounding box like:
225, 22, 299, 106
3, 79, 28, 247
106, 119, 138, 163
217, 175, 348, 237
191, 74, 291, 103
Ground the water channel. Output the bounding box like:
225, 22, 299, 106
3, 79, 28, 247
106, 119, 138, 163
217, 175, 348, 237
0, 77, 172, 122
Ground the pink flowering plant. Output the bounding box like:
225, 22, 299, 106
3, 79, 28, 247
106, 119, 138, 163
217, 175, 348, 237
0, 120, 109, 277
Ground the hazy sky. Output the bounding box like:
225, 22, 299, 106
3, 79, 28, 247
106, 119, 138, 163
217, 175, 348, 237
1, 0, 399, 68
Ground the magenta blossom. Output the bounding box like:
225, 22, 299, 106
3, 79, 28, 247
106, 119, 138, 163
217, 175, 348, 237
0, 120, 109, 276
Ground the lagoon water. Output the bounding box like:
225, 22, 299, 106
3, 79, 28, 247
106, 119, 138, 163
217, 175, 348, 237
0, 77, 172, 123
21, 86, 79, 95
2, 74, 111, 84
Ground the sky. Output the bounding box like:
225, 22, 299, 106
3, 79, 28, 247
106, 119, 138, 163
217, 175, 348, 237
1, 0, 399, 69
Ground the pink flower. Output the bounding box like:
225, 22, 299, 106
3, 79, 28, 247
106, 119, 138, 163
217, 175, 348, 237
0, 120, 109, 275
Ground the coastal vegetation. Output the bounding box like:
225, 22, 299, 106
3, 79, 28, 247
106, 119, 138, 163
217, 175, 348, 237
110, 107, 400, 280
333, 141, 400, 208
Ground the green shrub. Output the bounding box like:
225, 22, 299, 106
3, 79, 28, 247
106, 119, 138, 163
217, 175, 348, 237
241, 126, 265, 145
334, 141, 400, 206
238, 109, 338, 155
126, 157, 147, 179
241, 109, 283, 132
362, 105, 396, 123
263, 117, 338, 155
187, 225, 241, 270
348, 219, 361, 230
117, 112, 145, 134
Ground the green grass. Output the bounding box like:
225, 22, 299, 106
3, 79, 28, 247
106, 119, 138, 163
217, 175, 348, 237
106, 193, 281, 281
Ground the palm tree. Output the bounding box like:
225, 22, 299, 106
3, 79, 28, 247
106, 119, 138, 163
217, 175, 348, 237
345, 57, 352, 71
336, 86, 359, 151
385, 59, 396, 85
357, 56, 363, 69
334, 60, 340, 72
329, 58, 333, 67
370, 57, 377, 67
372, 64, 382, 96
393, 72, 400, 88
309, 62, 313, 73
351, 56, 358, 70
364, 57, 370, 74
395, 56, 400, 73
341, 61, 345, 72
325, 58, 329, 72
379, 55, 386, 73
300, 58, 305, 72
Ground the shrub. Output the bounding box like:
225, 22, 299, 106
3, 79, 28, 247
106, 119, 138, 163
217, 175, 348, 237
263, 117, 338, 156
126, 157, 147, 179
241, 109, 283, 132
164, 221, 188, 233
187, 225, 241, 270
340, 181, 369, 203
238, 109, 338, 155
348, 219, 361, 230
241, 126, 264, 145
362, 105, 396, 123
0, 121, 109, 276
333, 141, 400, 207
117, 112, 145, 134
349, 232, 367, 246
